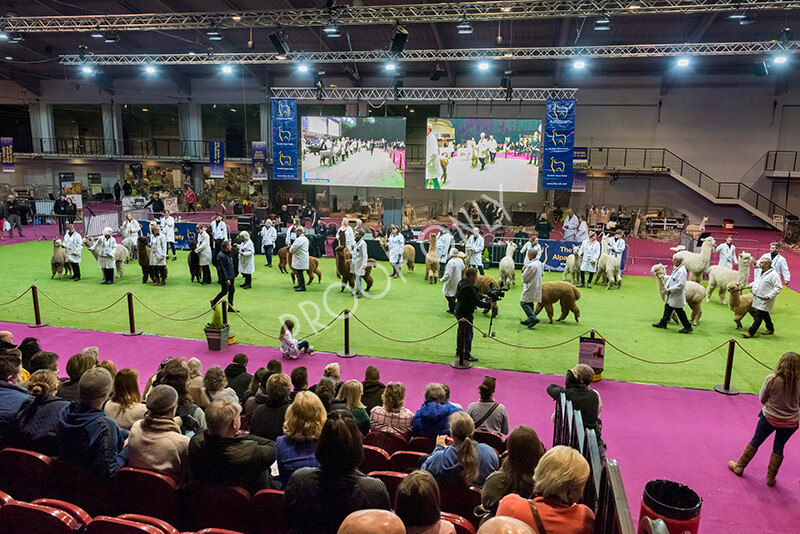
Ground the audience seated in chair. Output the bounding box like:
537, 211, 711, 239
224, 353, 252, 401
159, 359, 206, 436
395, 470, 456, 534
422, 411, 499, 487
546, 364, 604, 453
13, 370, 69, 456
361, 365, 386, 415
249, 373, 291, 442
331, 380, 371, 436
1, 350, 32, 450
105, 368, 148, 431
370, 381, 414, 438
57, 352, 97, 402
276, 391, 326, 487
412, 383, 462, 438
338, 509, 405, 534
467, 377, 509, 436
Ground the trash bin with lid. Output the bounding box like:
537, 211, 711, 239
639, 479, 702, 534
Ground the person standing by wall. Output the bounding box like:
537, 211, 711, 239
743, 257, 782, 339
211, 240, 237, 312
562, 209, 579, 242
652, 254, 693, 334
290, 227, 310, 293
113, 182, 121, 204
53, 193, 68, 234
149, 224, 168, 286
184, 186, 197, 213
144, 192, 164, 216
260, 219, 277, 268
64, 223, 82, 281
91, 227, 117, 285
196, 224, 213, 285
238, 231, 255, 289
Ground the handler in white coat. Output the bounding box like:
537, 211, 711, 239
64, 223, 82, 281
608, 230, 626, 259
289, 227, 310, 292
466, 227, 485, 275
238, 231, 255, 289
520, 250, 543, 328
562, 209, 579, 242
196, 224, 213, 285
435, 228, 453, 278
652, 254, 693, 333
149, 224, 168, 286
714, 235, 737, 269
91, 227, 118, 285
350, 229, 369, 298
162, 210, 177, 261
338, 217, 356, 251
387, 225, 405, 278
119, 212, 141, 260
520, 235, 542, 265
440, 248, 464, 314
743, 257, 782, 338
578, 232, 601, 288
575, 216, 589, 243
754, 243, 790, 285
260, 220, 277, 267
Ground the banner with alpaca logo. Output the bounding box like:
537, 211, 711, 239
272, 98, 298, 180
1, 137, 13, 173
542, 99, 576, 190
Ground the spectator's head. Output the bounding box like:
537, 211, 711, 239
449, 411, 479, 484
248, 367, 267, 396
284, 391, 327, 442
315, 377, 337, 408
29, 351, 58, 373
424, 383, 446, 404
79, 367, 113, 408
232, 353, 248, 368
203, 366, 227, 394
146, 385, 179, 419
395, 470, 442, 529
27, 370, 60, 399
97, 360, 117, 379
464, 267, 478, 284
571, 364, 595, 386
775, 352, 800, 399
479, 376, 496, 402
206, 398, 242, 438
222, 240, 232, 252
533, 445, 590, 505
266, 359, 282, 374
82, 346, 100, 361
336, 379, 365, 410
316, 410, 363, 474
267, 373, 291, 403
110, 368, 141, 410
324, 362, 341, 382
502, 426, 546, 499
355, 229, 364, 240
337, 509, 405, 534
17, 337, 40, 371
442, 383, 452, 402
0, 331, 13, 346
161, 360, 191, 406
290, 366, 308, 391
0, 351, 22, 385
65, 352, 97, 383
187, 357, 202, 379
382, 382, 406, 412
364, 365, 380, 382
477, 517, 535, 534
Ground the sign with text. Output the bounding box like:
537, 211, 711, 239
252, 141, 268, 180
138, 219, 197, 250
209, 140, 224, 178
539, 239, 626, 272
272, 98, 299, 180
542, 99, 576, 190
1, 137, 13, 173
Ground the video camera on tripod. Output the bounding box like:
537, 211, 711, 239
485, 286, 505, 302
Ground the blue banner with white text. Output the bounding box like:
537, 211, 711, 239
539, 239, 626, 272
209, 140, 224, 178
138, 220, 198, 250
272, 99, 299, 180
1, 137, 13, 173
252, 141, 268, 180
542, 99, 576, 190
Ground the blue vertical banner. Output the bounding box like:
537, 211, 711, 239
272, 98, 298, 180
209, 140, 224, 178
542, 99, 576, 190
252, 141, 268, 180
1, 137, 13, 173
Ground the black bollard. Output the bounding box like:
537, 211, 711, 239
713, 339, 740, 395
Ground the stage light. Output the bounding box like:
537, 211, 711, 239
677, 57, 690, 67
141, 108, 149, 112
430, 63, 445, 81
323, 22, 339, 34
389, 26, 408, 54
385, 62, 396, 71
574, 60, 586, 69
774, 55, 788, 64
8, 33, 24, 43
728, 12, 746, 20
4, 56, 11, 60
628, 2, 641, 10
298, 64, 309, 72
478, 62, 489, 70
596, 14, 611, 24
221, 65, 233, 74
145, 65, 156, 74
90, 30, 105, 39
104, 32, 120, 43
269, 31, 290, 54
231, 15, 242, 22
0, 32, 8, 40
456, 18, 473, 34
594, 16, 610, 31
81, 66, 93, 74
739, 13, 756, 25
207, 28, 223, 41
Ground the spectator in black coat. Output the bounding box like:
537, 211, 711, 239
224, 353, 252, 400
14, 370, 69, 456
211, 241, 237, 313
455, 268, 491, 363
547, 364, 604, 454
54, 194, 69, 233
360, 365, 386, 415
250, 373, 291, 442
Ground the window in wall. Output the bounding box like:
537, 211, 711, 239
201, 104, 260, 158
121, 104, 180, 157
52, 104, 104, 155
0, 105, 32, 152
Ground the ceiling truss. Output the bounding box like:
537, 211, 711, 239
269, 87, 577, 101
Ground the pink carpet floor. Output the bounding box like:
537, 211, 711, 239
2, 321, 799, 533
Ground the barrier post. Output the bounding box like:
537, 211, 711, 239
222, 300, 228, 325
713, 339, 740, 395
337, 309, 357, 358
123, 292, 142, 336
27, 285, 48, 328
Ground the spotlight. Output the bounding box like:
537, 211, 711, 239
774, 55, 788, 64
145, 65, 156, 74
594, 19, 610, 31
90, 30, 105, 39
430, 63, 446, 81
221, 65, 233, 74
389, 26, 408, 54
596, 13, 611, 24
478, 62, 489, 71
4, 56, 11, 60
104, 32, 120, 43
81, 66, 93, 74
0, 32, 8, 40
207, 28, 224, 41
231, 15, 242, 22
628, 2, 641, 10
728, 11, 746, 20
456, 18, 473, 34
323, 21, 339, 34
574, 60, 586, 69
385, 62, 396, 71
677, 57, 690, 67
298, 64, 309, 72
269, 31, 290, 54
8, 33, 24, 43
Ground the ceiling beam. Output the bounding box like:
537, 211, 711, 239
661, 12, 720, 94
553, 18, 573, 87
429, 23, 455, 83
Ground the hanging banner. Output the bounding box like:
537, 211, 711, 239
542, 99, 576, 190
209, 140, 224, 178
272, 98, 299, 180
1, 137, 13, 173
252, 141, 268, 180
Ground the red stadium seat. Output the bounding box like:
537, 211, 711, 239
115, 468, 181, 527
52, 458, 116, 517
359, 445, 390, 474
438, 483, 482, 529
251, 489, 289, 534
407, 436, 436, 454
117, 514, 180, 534
0, 490, 13, 507
0, 448, 55, 502
367, 471, 406, 503
364, 431, 409, 455
85, 516, 164, 534
31, 499, 92, 530
185, 481, 251, 533
0, 501, 81, 534
195, 529, 246, 534
473, 431, 506, 455
388, 451, 428, 473
441, 512, 478, 534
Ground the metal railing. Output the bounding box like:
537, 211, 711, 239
16, 137, 257, 159
588, 147, 795, 222
765, 150, 800, 173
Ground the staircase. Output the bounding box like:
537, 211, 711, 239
587, 148, 794, 230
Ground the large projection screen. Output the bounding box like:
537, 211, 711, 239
425, 117, 542, 192
301, 116, 406, 188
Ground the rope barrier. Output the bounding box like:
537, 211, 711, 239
601, 334, 730, 365
733, 340, 775, 371
235, 313, 281, 340
302, 311, 346, 338
130, 294, 211, 322
37, 288, 127, 315
465, 318, 591, 350
235, 309, 345, 341
351, 312, 458, 343
0, 287, 32, 307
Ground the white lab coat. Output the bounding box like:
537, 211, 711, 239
608, 237, 626, 258
579, 239, 601, 273
286, 226, 302, 245
196, 231, 213, 267
119, 219, 141, 240
575, 221, 589, 243
150, 233, 167, 266
238, 239, 255, 274
663, 264, 688, 308
260, 226, 277, 252
754, 253, 790, 284
715, 243, 737, 269
351, 238, 368, 275
751, 268, 782, 312
436, 232, 453, 263
426, 132, 443, 181
290, 235, 309, 270
339, 225, 355, 250
487, 138, 498, 154
210, 220, 228, 240
91, 236, 117, 270
563, 215, 579, 241
520, 241, 542, 265
521, 260, 543, 303
466, 235, 484, 267
477, 138, 489, 158
388, 233, 405, 263
161, 216, 176, 243
64, 231, 82, 264
441, 256, 464, 297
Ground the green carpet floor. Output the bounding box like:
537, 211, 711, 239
1, 240, 797, 393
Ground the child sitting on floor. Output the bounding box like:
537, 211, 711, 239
280, 319, 313, 360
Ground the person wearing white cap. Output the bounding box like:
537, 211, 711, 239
90, 227, 118, 285
652, 254, 693, 333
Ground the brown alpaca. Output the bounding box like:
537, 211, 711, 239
137, 236, 152, 283
188, 241, 201, 283
291, 257, 323, 285
474, 275, 499, 317
335, 241, 355, 292
277, 246, 290, 273
726, 281, 757, 329
403, 245, 415, 273
535, 281, 581, 324
425, 233, 439, 284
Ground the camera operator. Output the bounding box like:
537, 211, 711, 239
520, 249, 543, 328
454, 268, 491, 363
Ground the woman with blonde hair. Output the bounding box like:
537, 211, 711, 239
332, 379, 370, 435
370, 382, 413, 438
238, 230, 255, 289
14, 370, 69, 456
276, 391, 327, 486
496, 445, 594, 533
105, 368, 147, 430
422, 411, 499, 486
728, 351, 800, 486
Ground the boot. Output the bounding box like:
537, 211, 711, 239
767, 453, 783, 487
728, 443, 757, 476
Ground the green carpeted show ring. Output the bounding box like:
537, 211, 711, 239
1, 239, 795, 394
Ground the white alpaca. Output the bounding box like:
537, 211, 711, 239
675, 236, 716, 282
604, 256, 622, 290
498, 241, 518, 289
121, 237, 137, 262
706, 252, 752, 304
651, 263, 706, 325
83, 236, 130, 278
562, 246, 581, 285
595, 234, 611, 285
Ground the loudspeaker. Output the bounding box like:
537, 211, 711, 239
389, 26, 408, 54
269, 32, 290, 54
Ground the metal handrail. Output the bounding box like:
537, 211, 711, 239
13, 137, 258, 159
765, 150, 800, 173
